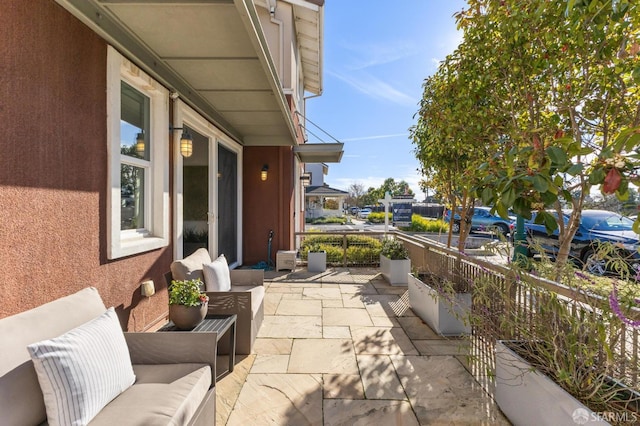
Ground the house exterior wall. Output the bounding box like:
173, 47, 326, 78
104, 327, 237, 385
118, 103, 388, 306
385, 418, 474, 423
243, 146, 295, 265
0, 1, 172, 331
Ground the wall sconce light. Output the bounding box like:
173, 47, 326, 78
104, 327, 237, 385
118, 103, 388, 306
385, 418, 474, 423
135, 132, 145, 156
300, 172, 311, 187
261, 164, 269, 181
170, 126, 194, 157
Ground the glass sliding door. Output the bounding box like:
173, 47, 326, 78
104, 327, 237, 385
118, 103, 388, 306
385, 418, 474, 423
182, 127, 209, 257
217, 144, 237, 264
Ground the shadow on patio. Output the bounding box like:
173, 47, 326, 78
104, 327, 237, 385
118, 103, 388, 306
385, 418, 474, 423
215, 267, 508, 425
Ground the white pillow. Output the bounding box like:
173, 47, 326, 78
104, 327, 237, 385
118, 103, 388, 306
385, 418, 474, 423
203, 254, 231, 291
27, 307, 135, 426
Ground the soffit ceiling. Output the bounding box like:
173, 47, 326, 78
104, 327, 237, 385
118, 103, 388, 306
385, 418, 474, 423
56, 0, 320, 147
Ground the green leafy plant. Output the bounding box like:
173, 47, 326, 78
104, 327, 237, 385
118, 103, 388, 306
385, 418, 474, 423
380, 238, 409, 260
169, 279, 209, 307
463, 245, 640, 421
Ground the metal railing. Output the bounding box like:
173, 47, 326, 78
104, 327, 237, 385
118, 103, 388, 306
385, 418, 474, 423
295, 231, 386, 267
395, 231, 640, 398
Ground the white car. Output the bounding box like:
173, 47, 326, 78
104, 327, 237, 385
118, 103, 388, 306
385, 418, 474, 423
358, 208, 372, 219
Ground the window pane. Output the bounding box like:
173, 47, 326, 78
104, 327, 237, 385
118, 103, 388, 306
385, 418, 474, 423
121, 164, 145, 230
120, 81, 150, 160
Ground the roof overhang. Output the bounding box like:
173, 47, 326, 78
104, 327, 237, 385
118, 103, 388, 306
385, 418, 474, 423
294, 142, 344, 163
283, 0, 323, 95
55, 0, 316, 147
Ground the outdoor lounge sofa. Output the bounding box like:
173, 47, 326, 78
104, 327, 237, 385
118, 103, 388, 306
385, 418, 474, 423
0, 287, 217, 426
169, 248, 265, 355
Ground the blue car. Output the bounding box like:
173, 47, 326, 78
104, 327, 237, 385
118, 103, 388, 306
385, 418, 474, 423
524, 209, 640, 276
444, 206, 515, 236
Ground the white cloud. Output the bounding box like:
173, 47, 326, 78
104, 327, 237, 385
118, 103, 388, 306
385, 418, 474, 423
329, 70, 416, 106
340, 40, 419, 71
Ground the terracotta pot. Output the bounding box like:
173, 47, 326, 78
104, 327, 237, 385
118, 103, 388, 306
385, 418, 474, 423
169, 302, 208, 330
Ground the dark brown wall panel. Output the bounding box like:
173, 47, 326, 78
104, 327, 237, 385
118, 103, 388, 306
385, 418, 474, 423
243, 146, 295, 265
0, 1, 172, 330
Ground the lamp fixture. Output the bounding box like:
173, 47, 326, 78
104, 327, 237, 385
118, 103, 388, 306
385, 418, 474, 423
261, 164, 269, 181
135, 132, 145, 156
170, 126, 194, 157
300, 172, 311, 187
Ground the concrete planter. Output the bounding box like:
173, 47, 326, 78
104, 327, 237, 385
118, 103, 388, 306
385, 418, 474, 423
495, 340, 611, 426
307, 251, 327, 272
408, 273, 471, 336
380, 254, 410, 286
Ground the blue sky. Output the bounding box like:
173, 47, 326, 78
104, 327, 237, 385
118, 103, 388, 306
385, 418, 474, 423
305, 0, 468, 199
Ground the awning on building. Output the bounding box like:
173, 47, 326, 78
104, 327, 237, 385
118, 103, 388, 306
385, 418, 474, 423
55, 0, 323, 147
294, 143, 344, 163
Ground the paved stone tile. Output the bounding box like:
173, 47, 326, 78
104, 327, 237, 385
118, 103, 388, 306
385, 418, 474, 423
288, 338, 358, 374
323, 399, 419, 426
276, 299, 322, 316
322, 298, 343, 308
361, 294, 404, 317
397, 316, 440, 339
216, 354, 254, 426
263, 292, 282, 315
250, 354, 290, 373
342, 294, 366, 308
280, 293, 303, 300
413, 339, 470, 356
370, 315, 400, 327
227, 373, 322, 426
252, 338, 292, 355
357, 355, 406, 400
323, 307, 373, 327
323, 326, 351, 339
303, 287, 342, 300
258, 315, 322, 338
339, 283, 378, 294
321, 269, 355, 283
390, 355, 509, 424
323, 374, 365, 399
351, 326, 418, 355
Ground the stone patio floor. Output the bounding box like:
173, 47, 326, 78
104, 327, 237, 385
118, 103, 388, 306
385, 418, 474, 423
215, 267, 510, 425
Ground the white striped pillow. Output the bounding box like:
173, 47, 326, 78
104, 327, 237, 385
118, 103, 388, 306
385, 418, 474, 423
27, 307, 135, 426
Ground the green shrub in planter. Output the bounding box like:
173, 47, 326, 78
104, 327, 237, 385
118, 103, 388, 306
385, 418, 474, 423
380, 238, 409, 260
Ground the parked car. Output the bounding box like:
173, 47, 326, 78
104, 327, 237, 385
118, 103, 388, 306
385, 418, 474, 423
358, 208, 372, 219
524, 209, 640, 277
443, 206, 515, 236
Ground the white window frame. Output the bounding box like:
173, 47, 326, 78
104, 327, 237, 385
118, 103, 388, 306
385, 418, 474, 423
107, 46, 169, 259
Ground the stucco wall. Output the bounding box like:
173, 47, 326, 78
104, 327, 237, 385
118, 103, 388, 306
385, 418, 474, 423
0, 1, 172, 331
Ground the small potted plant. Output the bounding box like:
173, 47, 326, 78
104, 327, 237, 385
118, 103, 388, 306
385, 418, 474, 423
380, 237, 411, 286
168, 279, 209, 330
307, 242, 327, 272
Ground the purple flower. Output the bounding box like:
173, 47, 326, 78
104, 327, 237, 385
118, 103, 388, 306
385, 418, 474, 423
609, 283, 640, 328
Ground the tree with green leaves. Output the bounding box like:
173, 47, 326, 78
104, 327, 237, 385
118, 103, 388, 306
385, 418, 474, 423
413, 0, 640, 273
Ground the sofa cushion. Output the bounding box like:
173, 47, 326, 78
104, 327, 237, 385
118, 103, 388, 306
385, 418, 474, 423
203, 254, 231, 291
170, 248, 212, 282
0, 287, 107, 426
27, 308, 135, 426
89, 365, 211, 426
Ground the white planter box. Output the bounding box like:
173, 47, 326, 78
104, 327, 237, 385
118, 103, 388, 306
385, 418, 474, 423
380, 254, 410, 286
307, 251, 327, 272
408, 273, 471, 336
495, 340, 610, 426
